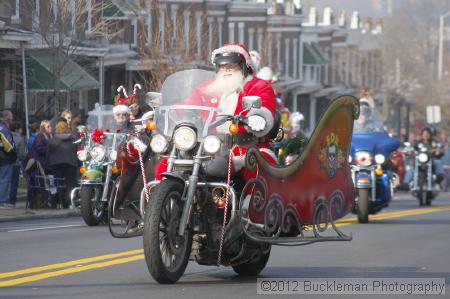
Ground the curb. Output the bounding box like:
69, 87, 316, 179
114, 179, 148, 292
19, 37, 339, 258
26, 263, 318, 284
0, 211, 81, 223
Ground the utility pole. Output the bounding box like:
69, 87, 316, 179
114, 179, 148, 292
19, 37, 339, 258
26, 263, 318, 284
438, 11, 450, 80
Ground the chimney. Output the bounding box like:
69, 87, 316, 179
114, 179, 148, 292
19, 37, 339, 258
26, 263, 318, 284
363, 17, 372, 33
285, 0, 295, 15
338, 10, 346, 27
350, 11, 360, 29
309, 7, 317, 25
321, 7, 333, 26
373, 18, 383, 34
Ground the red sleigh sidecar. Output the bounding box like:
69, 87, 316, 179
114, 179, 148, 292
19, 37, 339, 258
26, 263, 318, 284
241, 95, 359, 245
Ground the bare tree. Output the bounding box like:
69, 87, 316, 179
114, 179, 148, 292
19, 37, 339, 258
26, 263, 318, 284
21, 0, 119, 114
131, 1, 212, 91
382, 0, 450, 133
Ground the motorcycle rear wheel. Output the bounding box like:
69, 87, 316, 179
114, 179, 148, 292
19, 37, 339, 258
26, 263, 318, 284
80, 185, 104, 226
143, 179, 192, 284
357, 189, 369, 223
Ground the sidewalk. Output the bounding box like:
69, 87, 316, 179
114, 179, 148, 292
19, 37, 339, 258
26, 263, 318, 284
0, 190, 80, 223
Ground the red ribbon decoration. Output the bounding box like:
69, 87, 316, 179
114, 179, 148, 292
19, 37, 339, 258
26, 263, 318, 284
92, 129, 106, 144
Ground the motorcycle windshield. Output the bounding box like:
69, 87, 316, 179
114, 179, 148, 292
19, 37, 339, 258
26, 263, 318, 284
86, 104, 119, 131
86, 104, 127, 156
353, 106, 385, 133
156, 69, 219, 139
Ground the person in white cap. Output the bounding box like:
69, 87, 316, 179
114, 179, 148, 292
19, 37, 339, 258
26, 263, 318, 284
112, 88, 134, 129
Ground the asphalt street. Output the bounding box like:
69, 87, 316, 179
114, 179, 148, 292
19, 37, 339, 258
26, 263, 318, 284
1, 191, 450, 299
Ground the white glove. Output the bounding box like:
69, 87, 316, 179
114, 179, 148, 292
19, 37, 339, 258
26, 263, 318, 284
232, 154, 246, 172
247, 115, 266, 132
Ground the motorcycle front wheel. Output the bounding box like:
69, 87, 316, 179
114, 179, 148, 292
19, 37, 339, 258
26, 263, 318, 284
80, 185, 104, 226
357, 188, 369, 223
232, 248, 271, 276
143, 179, 192, 284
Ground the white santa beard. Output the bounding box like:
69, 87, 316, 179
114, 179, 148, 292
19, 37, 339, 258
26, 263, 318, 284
204, 71, 244, 97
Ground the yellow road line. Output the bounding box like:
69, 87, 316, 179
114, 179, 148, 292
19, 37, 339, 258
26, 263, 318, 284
0, 254, 144, 288
335, 205, 450, 227
0, 249, 143, 280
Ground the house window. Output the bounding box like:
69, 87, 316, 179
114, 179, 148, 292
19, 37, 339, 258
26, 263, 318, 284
131, 18, 138, 47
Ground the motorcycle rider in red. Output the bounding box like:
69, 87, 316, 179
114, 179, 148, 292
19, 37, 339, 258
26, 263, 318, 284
153, 44, 278, 240
154, 43, 278, 180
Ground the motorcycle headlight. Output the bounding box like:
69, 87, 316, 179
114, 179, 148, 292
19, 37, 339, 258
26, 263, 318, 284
355, 151, 372, 166
418, 153, 428, 163
109, 150, 117, 161
348, 155, 352, 163
203, 136, 221, 155
150, 134, 168, 154
77, 149, 88, 162
374, 154, 385, 165
173, 127, 197, 151
90, 145, 106, 163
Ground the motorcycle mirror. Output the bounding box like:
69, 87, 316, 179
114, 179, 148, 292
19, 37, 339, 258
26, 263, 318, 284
76, 125, 87, 133
242, 96, 262, 109
145, 92, 161, 109
141, 111, 155, 122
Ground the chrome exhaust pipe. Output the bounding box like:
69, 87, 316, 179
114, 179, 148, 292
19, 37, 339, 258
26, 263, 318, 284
70, 187, 80, 208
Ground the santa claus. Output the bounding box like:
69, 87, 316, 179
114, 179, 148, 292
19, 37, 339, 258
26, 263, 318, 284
154, 43, 278, 179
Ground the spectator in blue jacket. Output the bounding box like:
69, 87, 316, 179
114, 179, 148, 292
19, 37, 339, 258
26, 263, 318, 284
27, 122, 40, 152
0, 110, 16, 208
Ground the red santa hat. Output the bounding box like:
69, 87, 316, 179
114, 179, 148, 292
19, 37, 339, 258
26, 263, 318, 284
211, 43, 257, 73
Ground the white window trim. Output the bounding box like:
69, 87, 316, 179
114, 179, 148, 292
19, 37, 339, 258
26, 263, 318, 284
159, 6, 166, 52
85, 0, 92, 33
268, 33, 273, 66
217, 17, 224, 47
293, 38, 298, 78
52, 0, 58, 21
284, 38, 290, 78
11, 0, 20, 23
195, 11, 202, 58
207, 17, 214, 57
238, 22, 245, 45
171, 4, 178, 42
147, 8, 152, 46
299, 38, 303, 81
257, 27, 263, 52
33, 0, 40, 31
276, 33, 281, 70
248, 28, 255, 50
183, 11, 191, 52
228, 22, 235, 43
71, 0, 76, 34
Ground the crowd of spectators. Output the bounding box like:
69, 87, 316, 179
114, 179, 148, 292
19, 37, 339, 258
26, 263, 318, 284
0, 109, 79, 209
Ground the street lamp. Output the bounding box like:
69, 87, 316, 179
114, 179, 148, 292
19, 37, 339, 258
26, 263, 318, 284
438, 10, 450, 80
